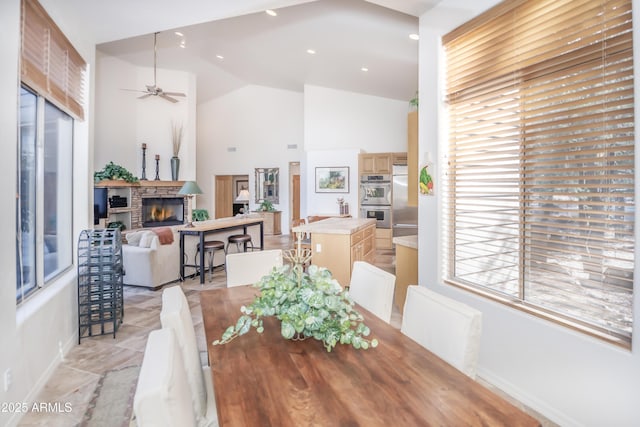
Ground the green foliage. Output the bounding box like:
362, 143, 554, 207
107, 221, 126, 231
409, 90, 419, 110
259, 200, 275, 211
94, 162, 139, 183
213, 264, 378, 352
192, 209, 209, 221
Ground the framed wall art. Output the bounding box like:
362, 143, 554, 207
315, 166, 349, 193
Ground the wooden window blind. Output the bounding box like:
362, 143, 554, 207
21, 0, 86, 120
443, 0, 634, 346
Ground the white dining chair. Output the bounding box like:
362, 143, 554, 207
134, 328, 197, 427
401, 285, 482, 379
160, 286, 218, 427
225, 249, 283, 287
348, 261, 396, 324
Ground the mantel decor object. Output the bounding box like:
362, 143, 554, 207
140, 143, 148, 180
213, 236, 378, 352
154, 155, 160, 181
171, 121, 183, 181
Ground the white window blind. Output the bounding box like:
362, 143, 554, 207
443, 0, 634, 346
21, 0, 86, 120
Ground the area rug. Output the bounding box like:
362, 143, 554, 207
81, 365, 140, 427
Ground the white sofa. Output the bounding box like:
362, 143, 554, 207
122, 216, 262, 289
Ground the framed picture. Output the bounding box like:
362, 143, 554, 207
235, 180, 249, 199
315, 167, 349, 193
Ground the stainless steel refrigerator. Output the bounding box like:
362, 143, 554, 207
392, 164, 418, 237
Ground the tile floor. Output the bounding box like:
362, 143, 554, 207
17, 234, 555, 427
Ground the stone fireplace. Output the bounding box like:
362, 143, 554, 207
141, 197, 184, 227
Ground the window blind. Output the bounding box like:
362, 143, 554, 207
443, 0, 634, 345
21, 0, 86, 120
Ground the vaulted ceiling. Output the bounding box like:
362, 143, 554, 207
49, 0, 439, 103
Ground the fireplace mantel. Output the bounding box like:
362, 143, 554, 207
95, 180, 185, 188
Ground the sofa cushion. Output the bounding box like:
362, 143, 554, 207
126, 230, 145, 246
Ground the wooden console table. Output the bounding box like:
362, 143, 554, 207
178, 217, 264, 284
251, 210, 281, 235
201, 286, 541, 427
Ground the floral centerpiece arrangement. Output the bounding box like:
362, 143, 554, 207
213, 244, 378, 352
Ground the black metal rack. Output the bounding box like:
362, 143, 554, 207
77, 228, 124, 343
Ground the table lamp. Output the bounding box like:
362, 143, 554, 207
235, 189, 250, 216
178, 180, 203, 227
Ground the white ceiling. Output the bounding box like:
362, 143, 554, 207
51, 0, 439, 103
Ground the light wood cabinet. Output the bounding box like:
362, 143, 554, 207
302, 219, 376, 287
408, 111, 418, 206
375, 227, 393, 249
252, 210, 281, 235
359, 153, 392, 174
394, 236, 418, 311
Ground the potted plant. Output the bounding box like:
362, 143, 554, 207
213, 255, 378, 352
94, 162, 139, 183
258, 200, 275, 211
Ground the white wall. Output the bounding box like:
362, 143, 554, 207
196, 85, 305, 229
303, 85, 409, 216
95, 53, 197, 181
0, 1, 93, 426
418, 1, 640, 426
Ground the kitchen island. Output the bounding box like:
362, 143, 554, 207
393, 234, 418, 311
293, 217, 376, 287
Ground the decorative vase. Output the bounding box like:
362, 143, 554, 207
170, 156, 180, 181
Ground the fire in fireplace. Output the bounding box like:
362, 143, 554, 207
142, 197, 185, 227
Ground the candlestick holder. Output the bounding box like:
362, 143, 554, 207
154, 156, 160, 180
140, 144, 147, 180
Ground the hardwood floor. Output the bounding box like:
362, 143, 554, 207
17, 234, 554, 427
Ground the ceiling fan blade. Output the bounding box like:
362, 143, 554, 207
121, 88, 148, 93
138, 93, 153, 100
159, 93, 179, 103
162, 91, 186, 97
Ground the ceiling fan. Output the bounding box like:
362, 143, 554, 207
124, 32, 186, 103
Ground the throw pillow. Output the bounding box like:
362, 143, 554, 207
126, 231, 144, 247
139, 231, 156, 248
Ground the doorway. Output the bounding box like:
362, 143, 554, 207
289, 162, 300, 233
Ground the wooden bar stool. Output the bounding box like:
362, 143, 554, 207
196, 240, 226, 282
226, 234, 254, 253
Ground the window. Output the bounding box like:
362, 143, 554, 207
17, 86, 74, 302
443, 0, 634, 346
17, 0, 82, 303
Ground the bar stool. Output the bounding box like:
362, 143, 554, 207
226, 234, 254, 253
196, 240, 226, 282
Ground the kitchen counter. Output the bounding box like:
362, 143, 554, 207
393, 234, 418, 311
293, 217, 375, 235
293, 217, 376, 287
393, 234, 418, 249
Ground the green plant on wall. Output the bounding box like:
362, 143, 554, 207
94, 162, 139, 183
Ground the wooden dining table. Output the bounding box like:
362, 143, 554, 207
201, 286, 541, 427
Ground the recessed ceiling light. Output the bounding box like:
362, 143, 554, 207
409, 33, 420, 41
216, 54, 224, 60
361, 67, 369, 72
307, 49, 316, 55
175, 31, 184, 37
266, 9, 277, 16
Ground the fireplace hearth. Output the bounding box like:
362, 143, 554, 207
142, 197, 184, 227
